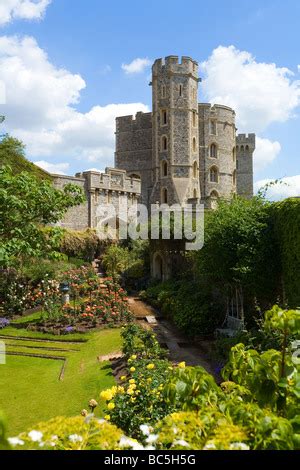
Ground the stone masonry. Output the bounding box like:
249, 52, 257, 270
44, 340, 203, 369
115, 55, 255, 209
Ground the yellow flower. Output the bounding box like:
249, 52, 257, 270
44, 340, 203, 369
100, 389, 113, 401
147, 377, 152, 383
107, 402, 115, 410
130, 397, 136, 403
131, 355, 137, 360
104, 415, 111, 421
178, 361, 186, 369
127, 388, 134, 395
130, 367, 136, 372
129, 379, 135, 384
146, 363, 155, 370
117, 386, 125, 394
120, 376, 126, 381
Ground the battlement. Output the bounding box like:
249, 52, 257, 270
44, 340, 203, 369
152, 55, 198, 78
116, 111, 152, 132
198, 103, 235, 115
236, 133, 256, 148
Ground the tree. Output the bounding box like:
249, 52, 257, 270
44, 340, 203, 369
193, 196, 280, 319
0, 135, 51, 181
0, 165, 85, 266
102, 245, 131, 280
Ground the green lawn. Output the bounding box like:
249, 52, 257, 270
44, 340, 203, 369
0, 315, 122, 435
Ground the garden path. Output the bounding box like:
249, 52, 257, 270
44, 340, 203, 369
128, 296, 219, 381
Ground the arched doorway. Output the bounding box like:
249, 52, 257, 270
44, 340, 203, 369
153, 253, 164, 280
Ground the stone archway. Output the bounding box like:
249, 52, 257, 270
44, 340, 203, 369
153, 252, 164, 280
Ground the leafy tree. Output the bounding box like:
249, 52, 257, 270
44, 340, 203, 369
193, 196, 280, 319
0, 165, 85, 266
102, 244, 130, 280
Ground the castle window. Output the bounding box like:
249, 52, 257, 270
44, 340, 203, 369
210, 190, 219, 210
193, 137, 197, 152
161, 109, 167, 126
161, 135, 168, 151
162, 161, 168, 177
210, 120, 217, 135
162, 188, 168, 204
233, 170, 236, 186
193, 161, 198, 178
161, 85, 166, 98
233, 148, 236, 162
192, 111, 197, 127
210, 166, 219, 183
179, 84, 183, 97
210, 143, 217, 158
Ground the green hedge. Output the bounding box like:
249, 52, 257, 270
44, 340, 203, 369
274, 198, 300, 307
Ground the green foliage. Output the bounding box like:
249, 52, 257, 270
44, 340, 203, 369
9, 416, 123, 450
193, 196, 280, 309
0, 165, 85, 265
59, 229, 103, 262
0, 135, 51, 181
274, 198, 300, 307
121, 324, 167, 359
102, 245, 130, 280
141, 280, 224, 335
0, 411, 8, 450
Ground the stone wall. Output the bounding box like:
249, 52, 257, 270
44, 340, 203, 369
236, 134, 255, 198
198, 103, 236, 208
53, 168, 141, 231
115, 111, 152, 206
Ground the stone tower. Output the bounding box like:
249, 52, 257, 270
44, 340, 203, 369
150, 56, 201, 205
236, 134, 255, 198
198, 103, 237, 209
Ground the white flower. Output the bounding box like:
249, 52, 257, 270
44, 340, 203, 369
173, 439, 190, 448
69, 434, 83, 443
8, 437, 25, 446
131, 442, 145, 450
145, 445, 156, 450
97, 419, 105, 425
139, 424, 151, 436
172, 426, 178, 434
203, 442, 217, 450
146, 434, 159, 444
230, 442, 250, 450
39, 442, 45, 448
28, 430, 43, 442
119, 436, 138, 448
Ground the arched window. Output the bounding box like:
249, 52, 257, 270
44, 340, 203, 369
233, 170, 236, 186
210, 190, 219, 210
210, 120, 217, 135
162, 161, 168, 177
192, 111, 196, 127
162, 188, 168, 204
193, 137, 197, 152
161, 110, 167, 126
210, 166, 218, 183
193, 161, 198, 178
210, 143, 217, 158
161, 135, 168, 151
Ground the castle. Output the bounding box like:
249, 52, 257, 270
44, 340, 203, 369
115, 55, 255, 209
53, 55, 255, 231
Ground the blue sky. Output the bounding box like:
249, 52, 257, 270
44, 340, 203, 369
0, 0, 299, 198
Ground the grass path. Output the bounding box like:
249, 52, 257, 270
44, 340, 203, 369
0, 317, 122, 435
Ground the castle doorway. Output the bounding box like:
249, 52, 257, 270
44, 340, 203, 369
153, 253, 164, 280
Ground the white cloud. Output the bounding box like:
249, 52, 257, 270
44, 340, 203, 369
254, 137, 281, 172
0, 0, 51, 26
34, 160, 70, 175
298, 65, 300, 73
254, 175, 300, 200
201, 45, 300, 133
0, 35, 149, 170
122, 57, 151, 74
